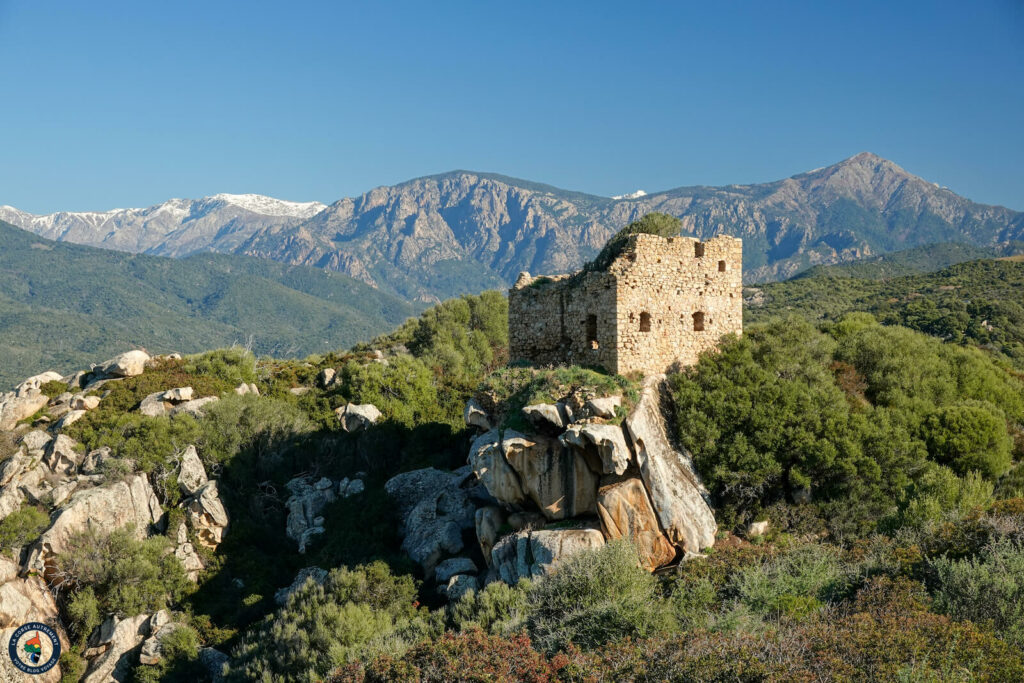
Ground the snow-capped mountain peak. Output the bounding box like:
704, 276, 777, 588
206, 193, 326, 218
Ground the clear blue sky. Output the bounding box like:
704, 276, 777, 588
1, 0, 1022, 213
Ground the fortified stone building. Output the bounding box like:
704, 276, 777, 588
509, 233, 743, 375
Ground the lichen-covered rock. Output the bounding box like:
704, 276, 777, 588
70, 395, 101, 411
747, 520, 770, 538
95, 349, 150, 378
53, 409, 87, 430
139, 392, 172, 417
336, 403, 382, 432
625, 377, 716, 553
15, 371, 63, 396
80, 447, 112, 475
178, 445, 208, 496
285, 476, 336, 553
20, 430, 53, 455
186, 480, 229, 550
469, 429, 527, 506
199, 647, 229, 681
139, 611, 183, 666
444, 573, 478, 602
597, 477, 676, 570
501, 431, 597, 520
435, 557, 477, 584
385, 467, 476, 572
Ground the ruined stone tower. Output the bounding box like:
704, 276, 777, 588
509, 233, 742, 375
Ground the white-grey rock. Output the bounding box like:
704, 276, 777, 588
475, 506, 505, 566
20, 429, 53, 455
625, 377, 716, 554
95, 350, 150, 378
490, 524, 605, 584
435, 557, 477, 584
82, 614, 150, 683
186, 480, 229, 549
44, 434, 82, 474
463, 398, 492, 430
318, 368, 336, 388
0, 391, 49, 431
53, 409, 87, 431
336, 403, 382, 432
746, 520, 770, 538
445, 573, 478, 602
571, 423, 631, 475
70, 395, 101, 411
199, 647, 229, 682
385, 467, 476, 572
169, 396, 219, 418
585, 395, 622, 419
139, 391, 172, 417
80, 447, 113, 474
178, 445, 208, 496
522, 403, 567, 431
469, 429, 527, 506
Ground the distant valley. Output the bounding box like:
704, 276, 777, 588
5, 153, 1023, 302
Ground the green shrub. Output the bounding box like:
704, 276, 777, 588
39, 380, 69, 397
931, 539, 1024, 647
585, 213, 682, 273
183, 347, 257, 386
923, 401, 1012, 477
727, 543, 846, 620
54, 527, 190, 641
888, 465, 993, 531
0, 505, 49, 550
229, 562, 442, 682
450, 579, 530, 636
525, 540, 675, 652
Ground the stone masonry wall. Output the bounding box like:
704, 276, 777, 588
509, 233, 742, 375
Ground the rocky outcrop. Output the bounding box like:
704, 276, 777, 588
490, 524, 605, 584
463, 398, 491, 431
94, 350, 150, 378
169, 396, 219, 418
561, 423, 630, 476
0, 391, 48, 431
468, 430, 526, 506
597, 478, 676, 571
177, 445, 208, 496
186, 481, 229, 550
336, 403, 382, 432
285, 475, 364, 553
501, 431, 597, 520
173, 521, 205, 581
27, 474, 162, 575
626, 377, 716, 554
274, 567, 328, 606
139, 387, 198, 417
82, 614, 150, 683
138, 611, 184, 666
385, 467, 478, 573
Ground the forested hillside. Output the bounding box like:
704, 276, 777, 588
0, 220, 417, 389
3, 247, 1024, 681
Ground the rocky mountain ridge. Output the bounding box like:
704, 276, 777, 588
4, 154, 1022, 301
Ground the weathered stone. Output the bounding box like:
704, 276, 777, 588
50, 479, 79, 507
522, 403, 567, 431
469, 429, 526, 506
626, 378, 716, 553
162, 387, 194, 402
475, 506, 505, 565
507, 511, 546, 530
169, 396, 219, 418
562, 423, 631, 475
288, 387, 311, 396
586, 395, 622, 419
435, 557, 477, 584
139, 392, 172, 417
187, 481, 229, 550
501, 431, 598, 520
597, 477, 676, 570
0, 392, 48, 431
463, 397, 492, 430
385, 467, 476, 572
139, 612, 182, 666
44, 434, 82, 475
285, 476, 336, 553
54, 409, 87, 430
20, 429, 53, 455
318, 368, 336, 388
491, 524, 605, 584
95, 350, 150, 378
27, 473, 161, 575
746, 520, 770, 538
0, 556, 17, 583
445, 573, 478, 602
82, 614, 150, 683
178, 445, 208, 496
71, 395, 101, 411
336, 403, 382, 432
340, 478, 364, 496
175, 541, 204, 582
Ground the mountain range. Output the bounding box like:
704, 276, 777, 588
0, 219, 416, 389
4, 153, 1022, 302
